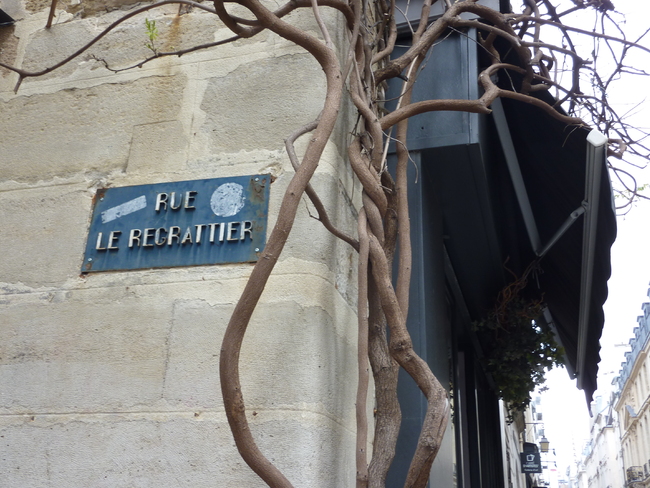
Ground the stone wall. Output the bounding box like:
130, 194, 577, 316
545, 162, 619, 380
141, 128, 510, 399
0, 1, 360, 486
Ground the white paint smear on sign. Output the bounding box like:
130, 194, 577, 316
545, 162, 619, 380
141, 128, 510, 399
211, 183, 245, 217
101, 195, 147, 224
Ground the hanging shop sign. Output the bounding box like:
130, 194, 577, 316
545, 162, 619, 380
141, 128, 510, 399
82, 175, 270, 272
520, 451, 542, 474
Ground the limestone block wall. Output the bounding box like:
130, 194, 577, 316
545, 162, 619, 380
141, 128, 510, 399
0, 1, 360, 486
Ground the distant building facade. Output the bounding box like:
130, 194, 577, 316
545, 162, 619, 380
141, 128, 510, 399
578, 393, 625, 488
614, 288, 650, 487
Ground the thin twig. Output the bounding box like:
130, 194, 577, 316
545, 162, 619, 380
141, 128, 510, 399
46, 0, 58, 28
285, 120, 360, 251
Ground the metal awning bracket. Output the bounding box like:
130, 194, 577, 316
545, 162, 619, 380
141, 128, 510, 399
492, 98, 543, 254
493, 98, 591, 260
535, 204, 586, 259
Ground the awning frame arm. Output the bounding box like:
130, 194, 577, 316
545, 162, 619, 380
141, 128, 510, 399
492, 98, 588, 259
492, 98, 542, 254
535, 205, 585, 259
576, 129, 608, 391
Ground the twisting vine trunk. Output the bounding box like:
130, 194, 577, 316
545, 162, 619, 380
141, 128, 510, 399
217, 2, 346, 487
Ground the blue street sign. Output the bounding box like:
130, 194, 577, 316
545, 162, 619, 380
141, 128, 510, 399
82, 175, 270, 272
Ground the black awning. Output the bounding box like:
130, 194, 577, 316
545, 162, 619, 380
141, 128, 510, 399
499, 97, 617, 404
389, 30, 617, 405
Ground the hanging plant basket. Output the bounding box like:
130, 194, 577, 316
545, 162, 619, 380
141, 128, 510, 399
473, 266, 564, 413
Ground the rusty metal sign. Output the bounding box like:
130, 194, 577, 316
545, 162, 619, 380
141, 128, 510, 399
82, 175, 270, 272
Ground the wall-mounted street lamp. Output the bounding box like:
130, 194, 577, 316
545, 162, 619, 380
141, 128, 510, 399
523, 422, 550, 453
539, 436, 550, 453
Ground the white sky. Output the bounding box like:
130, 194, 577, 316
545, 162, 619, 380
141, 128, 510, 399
532, 0, 650, 475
